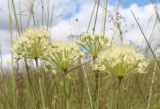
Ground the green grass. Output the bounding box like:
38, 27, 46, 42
0, 61, 159, 109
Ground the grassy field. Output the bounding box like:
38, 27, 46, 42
0, 0, 160, 109
0, 61, 159, 109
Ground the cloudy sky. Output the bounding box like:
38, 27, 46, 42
0, 0, 159, 68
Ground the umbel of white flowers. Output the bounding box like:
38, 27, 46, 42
93, 45, 148, 80
13, 28, 50, 60
77, 33, 109, 59
45, 42, 84, 72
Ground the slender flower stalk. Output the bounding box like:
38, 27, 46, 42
78, 33, 109, 109
82, 66, 94, 109
147, 62, 157, 109
94, 45, 148, 109
146, 48, 160, 108
45, 42, 83, 109
24, 59, 37, 109
13, 28, 51, 108
35, 59, 46, 109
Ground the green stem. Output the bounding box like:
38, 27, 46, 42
103, 0, 108, 37
35, 58, 38, 67
51, 74, 63, 109
93, 0, 100, 35
12, 64, 17, 109
24, 59, 37, 109
94, 71, 100, 109
117, 77, 123, 109
147, 62, 157, 109
82, 66, 94, 109
80, 84, 86, 109
87, 0, 97, 33
93, 56, 100, 109
35, 58, 46, 108
135, 75, 147, 106
39, 77, 46, 109
117, 82, 120, 109
11, 0, 21, 35
63, 70, 70, 109
8, 0, 17, 108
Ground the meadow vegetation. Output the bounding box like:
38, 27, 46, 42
0, 0, 160, 109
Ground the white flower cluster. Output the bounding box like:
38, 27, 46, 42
77, 33, 109, 58
93, 45, 148, 77
13, 28, 50, 60
45, 42, 84, 71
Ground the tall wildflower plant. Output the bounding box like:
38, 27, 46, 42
45, 42, 83, 109
77, 33, 109, 109
13, 28, 51, 108
93, 45, 148, 109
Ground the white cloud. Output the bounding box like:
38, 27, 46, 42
0, 54, 12, 71
52, 3, 159, 46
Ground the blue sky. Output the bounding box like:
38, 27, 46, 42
63, 4, 80, 19
110, 0, 151, 7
